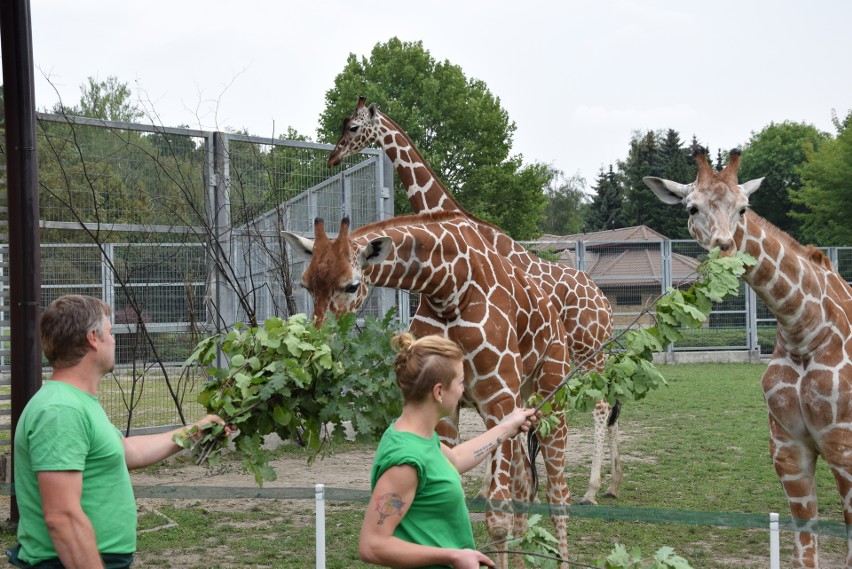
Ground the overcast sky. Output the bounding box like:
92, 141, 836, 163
25, 0, 852, 189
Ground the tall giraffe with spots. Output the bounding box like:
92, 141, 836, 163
327, 97, 621, 505
283, 211, 573, 568
645, 147, 852, 569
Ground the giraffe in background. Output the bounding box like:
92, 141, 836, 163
283, 211, 573, 568
645, 148, 852, 569
327, 97, 620, 505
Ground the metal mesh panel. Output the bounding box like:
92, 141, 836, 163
585, 240, 665, 330
837, 248, 852, 286
348, 163, 382, 227
112, 243, 206, 324
41, 244, 103, 292
37, 117, 207, 227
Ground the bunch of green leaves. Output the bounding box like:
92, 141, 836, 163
174, 310, 403, 484
509, 517, 692, 569
594, 544, 693, 569
509, 514, 562, 568
532, 249, 755, 436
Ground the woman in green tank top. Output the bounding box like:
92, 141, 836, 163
359, 333, 538, 569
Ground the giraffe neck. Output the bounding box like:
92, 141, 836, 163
737, 211, 848, 354
356, 214, 488, 319
375, 114, 550, 284
376, 113, 465, 214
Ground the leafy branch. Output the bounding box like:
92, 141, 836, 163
484, 516, 693, 568
531, 249, 755, 440
594, 544, 693, 569
174, 310, 403, 485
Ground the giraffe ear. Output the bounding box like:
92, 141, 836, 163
643, 176, 691, 205
281, 231, 315, 262
367, 103, 379, 119
740, 177, 764, 197
360, 236, 393, 268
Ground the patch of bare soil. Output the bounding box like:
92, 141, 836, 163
131, 408, 638, 512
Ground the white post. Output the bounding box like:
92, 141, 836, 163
770, 512, 780, 569
316, 484, 326, 569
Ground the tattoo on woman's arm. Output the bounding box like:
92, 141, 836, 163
375, 493, 405, 525
473, 436, 502, 459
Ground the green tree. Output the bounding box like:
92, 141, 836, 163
52, 76, 143, 123
538, 170, 588, 235
584, 165, 626, 232
790, 110, 852, 245
659, 129, 696, 184
619, 130, 692, 238
739, 121, 829, 240
317, 37, 547, 239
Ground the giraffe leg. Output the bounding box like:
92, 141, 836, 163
821, 429, 852, 569
828, 464, 852, 569
769, 416, 819, 568
604, 405, 623, 499
536, 414, 571, 568
578, 401, 607, 505
510, 437, 533, 569
484, 435, 524, 569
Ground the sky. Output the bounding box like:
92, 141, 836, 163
22, 0, 852, 190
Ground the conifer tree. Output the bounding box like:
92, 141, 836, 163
584, 165, 626, 232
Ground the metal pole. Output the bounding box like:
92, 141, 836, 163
315, 483, 326, 569
1, 0, 43, 524
769, 512, 780, 569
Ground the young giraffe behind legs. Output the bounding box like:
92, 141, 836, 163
328, 97, 620, 505
645, 147, 852, 569
283, 212, 573, 568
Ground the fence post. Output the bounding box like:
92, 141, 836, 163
769, 512, 780, 569
661, 240, 674, 353
206, 131, 236, 342
316, 483, 326, 569
102, 243, 115, 312
747, 285, 760, 355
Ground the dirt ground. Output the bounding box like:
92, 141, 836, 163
130, 407, 608, 499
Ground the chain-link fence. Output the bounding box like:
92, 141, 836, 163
515, 238, 852, 357
0, 112, 394, 443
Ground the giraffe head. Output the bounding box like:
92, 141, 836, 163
643, 147, 764, 256
281, 217, 392, 325
327, 96, 383, 167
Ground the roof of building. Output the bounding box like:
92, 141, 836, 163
527, 225, 700, 286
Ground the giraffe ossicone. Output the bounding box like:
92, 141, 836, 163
645, 147, 852, 569
328, 96, 621, 506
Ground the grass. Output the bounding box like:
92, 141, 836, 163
96, 366, 206, 433
0, 362, 847, 567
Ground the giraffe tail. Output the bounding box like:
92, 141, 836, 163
607, 400, 622, 427
527, 428, 540, 500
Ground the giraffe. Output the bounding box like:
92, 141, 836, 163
282, 211, 573, 568
327, 97, 621, 505
644, 147, 852, 569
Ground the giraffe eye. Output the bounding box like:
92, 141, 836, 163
739, 207, 747, 216
348, 125, 359, 133
344, 283, 360, 294
688, 206, 698, 216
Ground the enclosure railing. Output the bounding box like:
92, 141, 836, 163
130, 485, 834, 569
0, 481, 821, 568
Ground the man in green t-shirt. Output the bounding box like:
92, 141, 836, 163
9, 295, 231, 569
